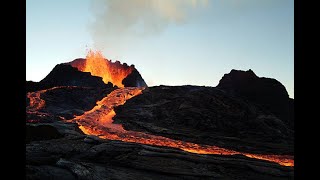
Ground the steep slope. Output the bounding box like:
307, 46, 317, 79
122, 69, 147, 87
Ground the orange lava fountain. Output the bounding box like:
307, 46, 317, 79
69, 50, 133, 87
71, 87, 294, 167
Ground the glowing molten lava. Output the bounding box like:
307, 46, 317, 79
71, 87, 294, 167
26, 86, 88, 122
27, 86, 83, 112
69, 50, 133, 87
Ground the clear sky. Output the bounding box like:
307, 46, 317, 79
27, 0, 294, 98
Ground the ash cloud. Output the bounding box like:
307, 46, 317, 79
89, 0, 208, 49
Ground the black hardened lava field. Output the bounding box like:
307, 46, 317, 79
26, 51, 294, 180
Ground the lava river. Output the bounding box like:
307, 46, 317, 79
70, 87, 294, 167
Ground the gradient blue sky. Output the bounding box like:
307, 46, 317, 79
27, 0, 294, 98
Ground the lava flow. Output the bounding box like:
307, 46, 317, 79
71, 87, 294, 167
26, 86, 86, 123
69, 50, 133, 88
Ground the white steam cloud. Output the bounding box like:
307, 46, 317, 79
89, 0, 208, 49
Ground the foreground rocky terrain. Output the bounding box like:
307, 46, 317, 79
26, 60, 294, 179
26, 121, 293, 180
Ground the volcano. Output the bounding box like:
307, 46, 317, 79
26, 51, 294, 179
26, 50, 147, 92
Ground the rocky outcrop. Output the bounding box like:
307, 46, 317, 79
217, 69, 294, 128
114, 85, 293, 155
122, 68, 148, 87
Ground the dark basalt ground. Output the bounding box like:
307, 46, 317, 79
26, 86, 115, 122
26, 122, 293, 180
113, 85, 293, 155
39, 87, 114, 119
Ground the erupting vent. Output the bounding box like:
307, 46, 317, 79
69, 50, 134, 87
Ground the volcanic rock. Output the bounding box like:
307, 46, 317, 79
26, 64, 112, 92
26, 68, 294, 179
26, 122, 293, 180
122, 68, 147, 87
26, 81, 42, 92
217, 69, 294, 128
27, 86, 115, 120
26, 124, 63, 143
113, 85, 293, 155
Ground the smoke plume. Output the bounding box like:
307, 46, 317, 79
89, 0, 208, 49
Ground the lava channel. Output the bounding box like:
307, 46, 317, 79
70, 87, 294, 167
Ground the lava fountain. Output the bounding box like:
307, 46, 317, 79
69, 50, 134, 88
70, 87, 294, 167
